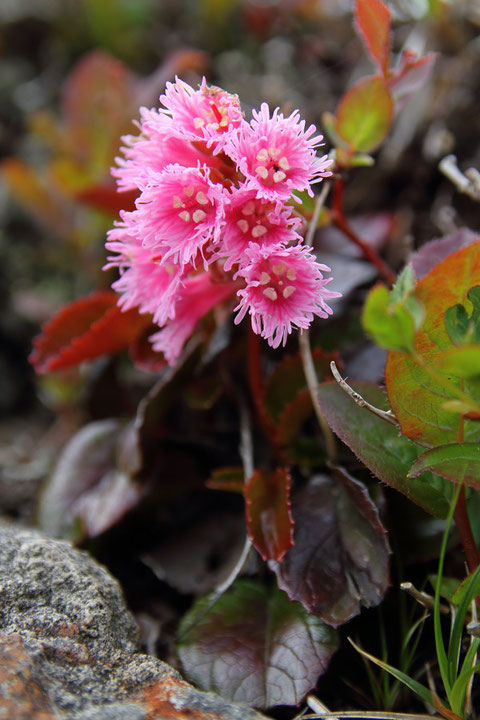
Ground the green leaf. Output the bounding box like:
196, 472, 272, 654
177, 579, 339, 709
348, 637, 435, 707
336, 75, 393, 153
362, 283, 416, 352
408, 443, 480, 488
445, 304, 471, 345
315, 381, 451, 517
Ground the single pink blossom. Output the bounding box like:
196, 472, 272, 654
234, 243, 341, 348
130, 164, 226, 268
227, 104, 332, 202
150, 273, 238, 365
105, 226, 183, 326
217, 189, 302, 271
158, 77, 244, 152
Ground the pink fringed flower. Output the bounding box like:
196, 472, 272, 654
105, 226, 183, 326
227, 103, 332, 201
158, 77, 244, 152
106, 77, 338, 366
234, 244, 341, 348
218, 189, 302, 271
130, 164, 226, 268
150, 273, 238, 365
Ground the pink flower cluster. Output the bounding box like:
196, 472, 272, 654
106, 77, 340, 365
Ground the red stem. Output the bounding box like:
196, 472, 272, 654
247, 327, 287, 465
331, 176, 396, 286
454, 487, 480, 573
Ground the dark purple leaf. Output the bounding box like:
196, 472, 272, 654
270, 472, 390, 626
178, 579, 338, 708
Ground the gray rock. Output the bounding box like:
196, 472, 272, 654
0, 525, 264, 720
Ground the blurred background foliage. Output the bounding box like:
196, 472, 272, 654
0, 0, 479, 499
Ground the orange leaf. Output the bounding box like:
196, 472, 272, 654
354, 0, 391, 77
386, 241, 480, 445
30, 291, 152, 373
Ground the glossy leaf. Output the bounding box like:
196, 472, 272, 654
354, 0, 391, 77
386, 242, 480, 445
336, 75, 393, 153
408, 443, 480, 489
270, 472, 389, 626
178, 579, 339, 708
30, 291, 151, 373
38, 420, 145, 540
315, 381, 451, 517
245, 468, 294, 561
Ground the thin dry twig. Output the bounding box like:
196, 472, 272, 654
330, 361, 400, 428
400, 582, 449, 615
439, 154, 480, 201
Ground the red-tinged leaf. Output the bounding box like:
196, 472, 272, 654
336, 75, 393, 153
265, 348, 338, 423
75, 184, 139, 214
386, 242, 480, 446
354, 0, 391, 77
389, 49, 437, 111
206, 467, 245, 493
38, 420, 146, 540
177, 579, 339, 708
245, 468, 294, 561
30, 291, 152, 373
408, 443, 480, 489
269, 471, 390, 626
61, 51, 134, 173
315, 381, 451, 518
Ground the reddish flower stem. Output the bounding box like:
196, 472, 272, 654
331, 176, 396, 286
454, 487, 480, 573
247, 327, 287, 465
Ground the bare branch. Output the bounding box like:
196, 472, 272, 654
439, 154, 480, 201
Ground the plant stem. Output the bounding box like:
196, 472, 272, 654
454, 487, 480, 573
331, 176, 396, 286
